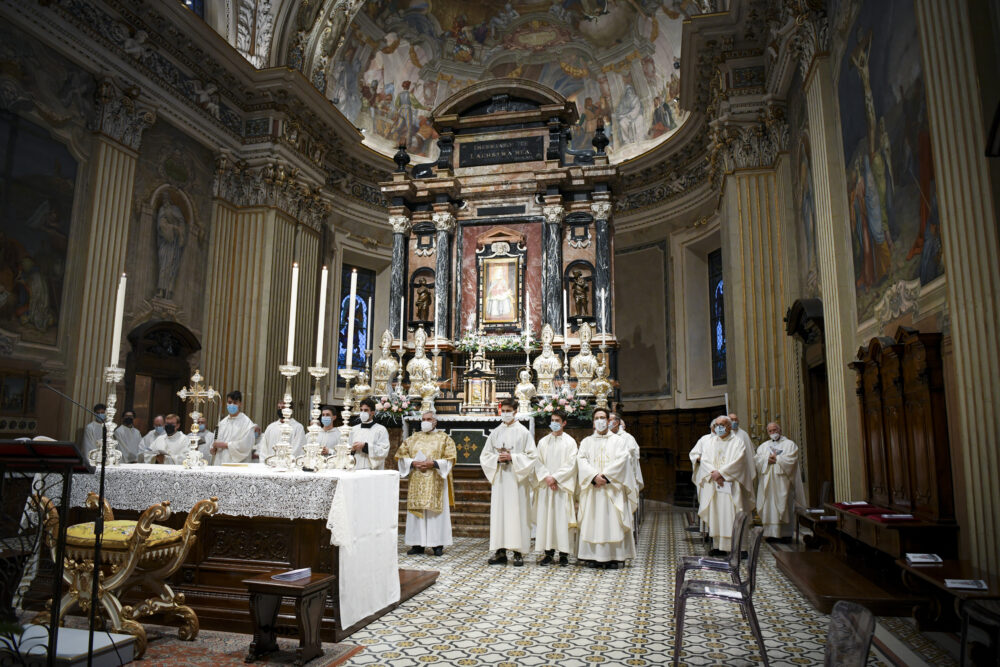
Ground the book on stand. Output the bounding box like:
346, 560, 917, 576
905, 553, 943, 565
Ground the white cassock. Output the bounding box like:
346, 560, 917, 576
317, 428, 340, 454
695, 433, 756, 551
260, 418, 307, 461
755, 436, 806, 538
149, 432, 190, 465
689, 433, 712, 530
196, 429, 215, 460
82, 421, 106, 459
619, 427, 645, 491
397, 430, 456, 548
213, 413, 256, 464
348, 422, 390, 469
732, 427, 758, 513
481, 420, 537, 554
113, 425, 143, 463
532, 431, 578, 555
139, 429, 162, 463
576, 432, 636, 562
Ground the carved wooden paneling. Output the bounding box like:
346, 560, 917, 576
856, 343, 891, 507
880, 343, 912, 512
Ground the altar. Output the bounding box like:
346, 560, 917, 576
64, 464, 431, 642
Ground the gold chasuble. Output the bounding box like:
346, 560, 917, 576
396, 431, 457, 518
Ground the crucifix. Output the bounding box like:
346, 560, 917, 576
176, 369, 219, 468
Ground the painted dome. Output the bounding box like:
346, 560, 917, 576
325, 0, 687, 163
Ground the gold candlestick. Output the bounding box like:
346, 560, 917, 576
177, 369, 219, 469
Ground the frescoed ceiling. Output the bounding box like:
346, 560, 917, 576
317, 0, 688, 163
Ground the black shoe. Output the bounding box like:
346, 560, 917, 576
741, 551, 749, 559
432, 546, 443, 556
586, 560, 600, 568
539, 554, 554, 566
407, 546, 425, 555
604, 561, 621, 570
488, 550, 507, 565
559, 553, 569, 567
512, 552, 524, 567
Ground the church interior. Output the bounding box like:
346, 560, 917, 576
1, 0, 999, 664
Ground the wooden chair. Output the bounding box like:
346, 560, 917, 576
31, 492, 218, 657
674, 527, 768, 666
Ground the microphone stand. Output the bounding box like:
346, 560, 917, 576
41, 382, 114, 667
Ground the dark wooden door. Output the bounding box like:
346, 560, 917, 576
804, 362, 834, 507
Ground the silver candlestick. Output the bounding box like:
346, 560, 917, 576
299, 365, 329, 471
266, 364, 300, 471
561, 338, 572, 392
329, 368, 359, 470
89, 365, 125, 468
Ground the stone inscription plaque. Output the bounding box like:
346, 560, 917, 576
459, 136, 544, 167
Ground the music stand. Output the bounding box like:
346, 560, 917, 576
0, 440, 88, 667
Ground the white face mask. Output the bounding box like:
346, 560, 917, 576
714, 425, 727, 436
731, 422, 739, 431
769, 432, 781, 441
420, 420, 434, 432
359, 410, 372, 423
594, 419, 607, 432
501, 412, 515, 423
550, 421, 562, 432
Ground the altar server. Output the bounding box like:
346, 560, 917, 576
260, 399, 307, 461
349, 397, 390, 469
196, 415, 215, 460
696, 415, 756, 554
755, 422, 806, 541
481, 398, 537, 566
610, 411, 643, 510
317, 405, 340, 455
140, 415, 165, 462
729, 412, 758, 513
149, 414, 189, 464
396, 411, 457, 556
211, 391, 255, 464
114, 410, 143, 463
82, 403, 107, 459
532, 410, 577, 566
576, 408, 635, 569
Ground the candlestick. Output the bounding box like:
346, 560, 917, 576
110, 272, 126, 365
562, 288, 569, 339
315, 266, 328, 365
345, 269, 358, 369
286, 263, 299, 365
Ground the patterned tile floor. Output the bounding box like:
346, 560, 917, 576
345, 508, 958, 666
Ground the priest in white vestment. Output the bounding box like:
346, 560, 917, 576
260, 399, 307, 461
689, 427, 713, 531
149, 414, 189, 464
211, 391, 255, 464
695, 415, 756, 554
349, 398, 390, 469
532, 410, 578, 565
82, 403, 107, 460
577, 408, 636, 568
397, 411, 456, 556
317, 405, 340, 455
481, 398, 537, 566
140, 415, 164, 463
196, 416, 215, 460
755, 422, 806, 540
114, 410, 143, 463
729, 412, 758, 513
610, 413, 644, 492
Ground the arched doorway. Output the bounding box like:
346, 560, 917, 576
123, 320, 200, 434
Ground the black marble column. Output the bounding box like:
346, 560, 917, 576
433, 211, 454, 338
593, 203, 612, 334
388, 215, 410, 340
542, 204, 565, 332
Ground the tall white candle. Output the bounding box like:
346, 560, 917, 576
399, 299, 405, 351
562, 288, 569, 338
315, 266, 328, 365
110, 272, 126, 365
434, 294, 439, 349
345, 269, 358, 369
599, 288, 606, 336
286, 263, 299, 364
365, 296, 373, 362
524, 291, 531, 345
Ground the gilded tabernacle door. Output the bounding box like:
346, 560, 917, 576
476, 227, 527, 333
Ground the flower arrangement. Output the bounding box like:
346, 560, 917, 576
531, 386, 595, 423
455, 331, 540, 354
373, 395, 416, 425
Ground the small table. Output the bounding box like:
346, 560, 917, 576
243, 571, 337, 665
897, 559, 1000, 631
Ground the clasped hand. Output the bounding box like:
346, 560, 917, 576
412, 459, 435, 471
710, 470, 725, 486
351, 441, 365, 452
497, 450, 512, 463
545, 475, 558, 491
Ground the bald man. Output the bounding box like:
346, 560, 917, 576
695, 415, 755, 554
754, 422, 805, 542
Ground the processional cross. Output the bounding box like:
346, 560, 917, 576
177, 369, 219, 468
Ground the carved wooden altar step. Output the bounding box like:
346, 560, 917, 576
399, 467, 492, 538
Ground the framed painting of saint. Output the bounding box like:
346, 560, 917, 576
480, 257, 520, 325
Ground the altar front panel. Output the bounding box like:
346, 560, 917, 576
402, 416, 535, 466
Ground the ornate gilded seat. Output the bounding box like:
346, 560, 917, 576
31, 492, 218, 657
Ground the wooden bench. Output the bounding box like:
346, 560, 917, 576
897, 559, 1000, 632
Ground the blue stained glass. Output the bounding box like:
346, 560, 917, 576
183, 0, 205, 18
337, 266, 376, 381
708, 249, 727, 385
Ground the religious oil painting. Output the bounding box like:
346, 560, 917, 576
0, 114, 77, 346
836, 0, 942, 326
480, 257, 520, 325
324, 0, 688, 163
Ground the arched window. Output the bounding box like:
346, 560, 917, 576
708, 249, 726, 385
338, 265, 376, 375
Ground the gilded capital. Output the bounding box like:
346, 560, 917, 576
542, 204, 565, 225
432, 211, 456, 233
92, 78, 156, 151
388, 214, 412, 234
590, 201, 612, 221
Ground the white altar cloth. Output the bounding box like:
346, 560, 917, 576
69, 464, 400, 628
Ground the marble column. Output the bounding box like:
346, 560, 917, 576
803, 56, 866, 501
916, 0, 1000, 575
67, 80, 154, 436
432, 210, 455, 339
542, 203, 564, 332
591, 199, 613, 334
388, 214, 411, 341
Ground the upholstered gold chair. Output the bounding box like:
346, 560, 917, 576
31, 492, 218, 657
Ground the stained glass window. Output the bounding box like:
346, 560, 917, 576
337, 265, 376, 383
183, 0, 205, 18
708, 249, 727, 385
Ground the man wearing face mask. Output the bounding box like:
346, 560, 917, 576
82, 403, 108, 460
609, 412, 643, 517
696, 415, 756, 555
481, 398, 537, 566
149, 414, 189, 464
140, 415, 165, 463
212, 391, 255, 464
396, 411, 457, 556
754, 422, 805, 542
729, 412, 758, 514
532, 410, 578, 566
349, 397, 390, 469
196, 415, 215, 460
114, 410, 143, 463
317, 405, 339, 455
260, 399, 307, 462
577, 408, 635, 569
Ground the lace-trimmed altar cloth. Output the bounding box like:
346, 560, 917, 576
68, 463, 401, 628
